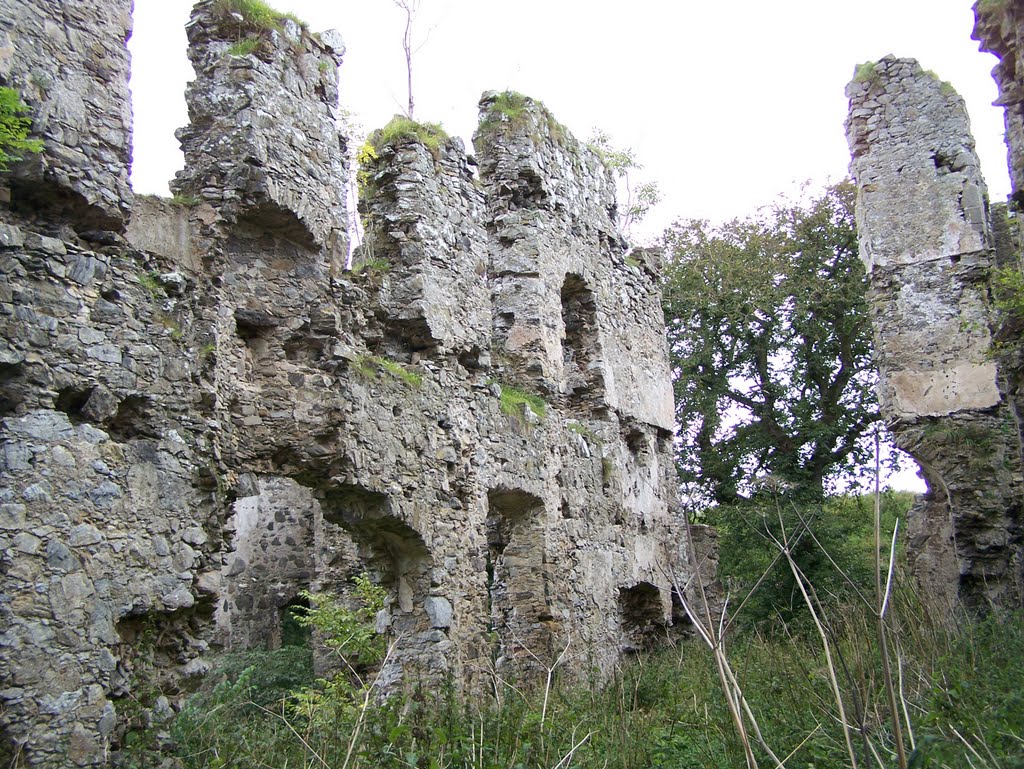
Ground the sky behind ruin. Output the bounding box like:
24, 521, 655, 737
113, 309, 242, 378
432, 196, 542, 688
130, 0, 1008, 240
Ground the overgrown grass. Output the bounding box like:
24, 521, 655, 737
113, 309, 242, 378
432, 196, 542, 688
478, 90, 568, 145
369, 116, 449, 156
214, 0, 305, 30
351, 354, 423, 387
226, 36, 260, 56
137, 271, 164, 298
494, 381, 547, 420
123, 604, 1024, 769
478, 90, 532, 136
853, 60, 880, 86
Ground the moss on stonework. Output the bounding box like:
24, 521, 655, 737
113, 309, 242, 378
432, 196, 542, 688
213, 0, 306, 32
368, 116, 449, 157
478, 90, 568, 146
852, 60, 880, 86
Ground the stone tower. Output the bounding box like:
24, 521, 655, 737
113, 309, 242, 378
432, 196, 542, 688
846, 56, 1023, 610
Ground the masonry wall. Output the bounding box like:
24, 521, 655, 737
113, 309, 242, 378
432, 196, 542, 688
846, 56, 1023, 610
0, 0, 133, 230
0, 2, 688, 766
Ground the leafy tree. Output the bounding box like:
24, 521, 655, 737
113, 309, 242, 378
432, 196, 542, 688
663, 181, 878, 506
0, 86, 43, 170
588, 129, 661, 236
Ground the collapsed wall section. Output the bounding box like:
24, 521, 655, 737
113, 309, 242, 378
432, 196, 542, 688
0, 0, 133, 230
846, 56, 1022, 610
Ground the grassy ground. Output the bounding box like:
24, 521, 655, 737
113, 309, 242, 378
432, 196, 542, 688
120, 603, 1023, 769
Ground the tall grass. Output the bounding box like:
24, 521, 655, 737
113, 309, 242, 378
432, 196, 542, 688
119, 599, 1023, 768
117, 487, 1022, 769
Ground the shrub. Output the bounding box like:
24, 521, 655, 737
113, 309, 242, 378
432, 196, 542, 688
992, 266, 1024, 320
0, 86, 44, 170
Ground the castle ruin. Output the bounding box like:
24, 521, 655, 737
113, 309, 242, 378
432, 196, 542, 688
0, 1, 692, 764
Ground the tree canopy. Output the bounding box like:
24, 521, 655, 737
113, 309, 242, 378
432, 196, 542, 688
662, 181, 878, 506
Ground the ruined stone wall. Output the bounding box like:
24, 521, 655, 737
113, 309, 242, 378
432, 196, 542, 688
846, 56, 1023, 610
0, 221, 220, 765
0, 0, 133, 230
975, 1, 1024, 207
172, 0, 347, 266
0, 3, 688, 766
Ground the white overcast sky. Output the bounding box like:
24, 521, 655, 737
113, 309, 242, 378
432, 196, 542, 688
129, 0, 1009, 240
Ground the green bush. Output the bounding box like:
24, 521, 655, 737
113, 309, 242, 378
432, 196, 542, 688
0, 86, 43, 170
713, 490, 912, 629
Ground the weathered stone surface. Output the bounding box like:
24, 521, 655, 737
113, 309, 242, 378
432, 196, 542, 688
126, 196, 199, 274
171, 1, 348, 269
474, 93, 675, 431
0, 0, 133, 230
975, 1, 1024, 206
847, 55, 1023, 612
0, 6, 688, 768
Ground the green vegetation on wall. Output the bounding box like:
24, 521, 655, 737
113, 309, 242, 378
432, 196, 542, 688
852, 60, 880, 86
213, 0, 305, 30
0, 86, 43, 170
478, 90, 567, 146
493, 381, 546, 420
368, 116, 449, 156
351, 353, 423, 387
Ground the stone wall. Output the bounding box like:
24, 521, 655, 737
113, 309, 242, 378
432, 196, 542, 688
0, 2, 688, 766
0, 0, 133, 230
172, 0, 348, 267
974, 1, 1024, 206
846, 56, 1023, 610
